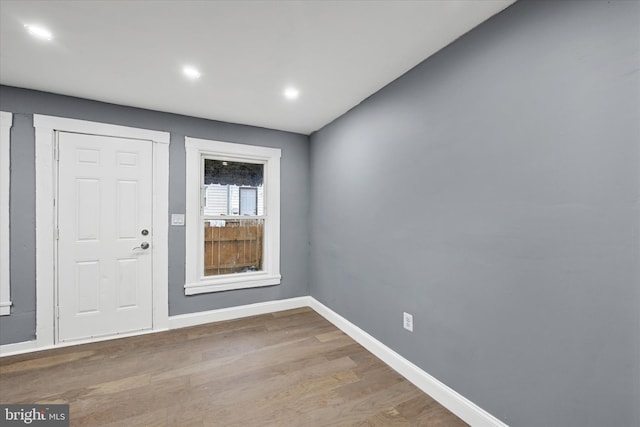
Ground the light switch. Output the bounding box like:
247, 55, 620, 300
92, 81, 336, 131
171, 214, 185, 226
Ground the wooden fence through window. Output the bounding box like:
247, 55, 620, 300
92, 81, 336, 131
204, 220, 263, 276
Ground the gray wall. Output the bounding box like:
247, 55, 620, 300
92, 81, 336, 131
309, 1, 639, 426
1, 1, 639, 425
0, 85, 310, 344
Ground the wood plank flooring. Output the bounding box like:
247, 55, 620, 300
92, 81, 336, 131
0, 308, 468, 426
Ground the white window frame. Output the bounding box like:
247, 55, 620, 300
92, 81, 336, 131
184, 137, 281, 295
0, 111, 12, 316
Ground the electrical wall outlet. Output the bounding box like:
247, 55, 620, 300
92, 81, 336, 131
403, 312, 413, 332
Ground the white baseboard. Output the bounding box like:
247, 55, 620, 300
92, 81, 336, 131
308, 298, 508, 427
0, 297, 311, 357
167, 296, 312, 329
0, 327, 171, 358
0, 339, 41, 357
0, 295, 506, 427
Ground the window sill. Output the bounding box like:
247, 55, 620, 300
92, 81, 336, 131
184, 273, 281, 295
0, 301, 11, 316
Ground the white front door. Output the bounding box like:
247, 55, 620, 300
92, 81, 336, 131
57, 131, 153, 342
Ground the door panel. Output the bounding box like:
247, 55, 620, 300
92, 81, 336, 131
57, 132, 153, 342
76, 178, 100, 240
76, 261, 100, 313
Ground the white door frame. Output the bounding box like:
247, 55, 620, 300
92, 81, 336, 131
34, 115, 170, 347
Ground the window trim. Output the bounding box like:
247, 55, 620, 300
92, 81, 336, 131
0, 111, 12, 316
184, 137, 281, 295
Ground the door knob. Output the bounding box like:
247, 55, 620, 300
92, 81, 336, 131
133, 242, 150, 250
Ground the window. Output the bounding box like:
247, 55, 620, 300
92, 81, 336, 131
185, 137, 281, 295
0, 111, 12, 315
202, 160, 263, 276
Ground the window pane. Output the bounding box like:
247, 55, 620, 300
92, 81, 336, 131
203, 219, 264, 276
204, 159, 263, 216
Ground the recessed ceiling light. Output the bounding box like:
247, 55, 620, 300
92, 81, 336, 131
183, 66, 201, 80
283, 87, 300, 100
24, 24, 52, 41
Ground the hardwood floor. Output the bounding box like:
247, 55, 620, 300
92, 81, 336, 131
0, 308, 468, 426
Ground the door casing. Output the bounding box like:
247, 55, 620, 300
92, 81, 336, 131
34, 115, 169, 348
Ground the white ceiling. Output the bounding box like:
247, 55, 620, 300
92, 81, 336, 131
0, 0, 515, 134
